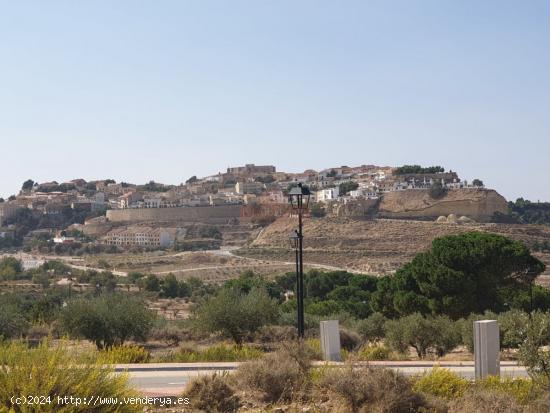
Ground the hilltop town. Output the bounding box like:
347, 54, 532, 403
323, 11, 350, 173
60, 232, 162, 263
0, 163, 508, 251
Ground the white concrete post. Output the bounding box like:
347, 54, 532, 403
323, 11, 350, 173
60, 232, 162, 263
320, 320, 341, 362
474, 320, 500, 380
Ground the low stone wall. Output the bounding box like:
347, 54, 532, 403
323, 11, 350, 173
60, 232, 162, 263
106, 205, 241, 224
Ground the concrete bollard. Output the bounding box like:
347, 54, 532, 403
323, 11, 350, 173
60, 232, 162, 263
474, 320, 500, 380
320, 320, 341, 362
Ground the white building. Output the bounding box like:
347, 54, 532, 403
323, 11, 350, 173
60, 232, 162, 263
102, 227, 175, 248
235, 181, 265, 195
143, 198, 161, 208
374, 170, 386, 181
315, 187, 340, 203
349, 188, 379, 199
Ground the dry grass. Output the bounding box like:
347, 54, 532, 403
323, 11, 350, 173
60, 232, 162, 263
448, 388, 522, 413
317, 366, 428, 413
235, 341, 313, 403
183, 372, 240, 413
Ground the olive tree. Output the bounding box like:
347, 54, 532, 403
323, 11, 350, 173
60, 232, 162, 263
193, 287, 278, 344
59, 294, 155, 349
384, 313, 460, 358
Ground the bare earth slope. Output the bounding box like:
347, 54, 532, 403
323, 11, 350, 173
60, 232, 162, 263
242, 217, 550, 284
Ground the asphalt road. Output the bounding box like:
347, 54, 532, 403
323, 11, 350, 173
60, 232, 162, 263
116, 362, 529, 396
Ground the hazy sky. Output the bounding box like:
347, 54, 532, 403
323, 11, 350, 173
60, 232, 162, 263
1, 1, 549, 201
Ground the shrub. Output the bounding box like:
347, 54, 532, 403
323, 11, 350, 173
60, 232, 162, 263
432, 315, 462, 357
356, 312, 387, 343
0, 341, 140, 412
25, 324, 51, 342
525, 392, 550, 413
0, 301, 28, 339
59, 293, 155, 349
96, 344, 151, 364
236, 342, 312, 403
478, 376, 537, 405
429, 181, 448, 199
498, 309, 530, 349
413, 367, 470, 400
255, 325, 297, 343
305, 338, 323, 359
518, 313, 550, 386
319, 366, 427, 413
0, 256, 23, 280
150, 325, 190, 346
448, 388, 522, 413
385, 313, 460, 358
164, 343, 263, 362
160, 273, 190, 298
357, 344, 391, 361
193, 287, 278, 344
310, 202, 326, 218
340, 328, 362, 351
183, 372, 240, 413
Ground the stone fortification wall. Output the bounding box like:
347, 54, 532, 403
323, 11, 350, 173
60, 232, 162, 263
378, 189, 507, 222
106, 205, 241, 223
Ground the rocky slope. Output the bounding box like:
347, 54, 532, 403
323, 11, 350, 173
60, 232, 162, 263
377, 188, 507, 221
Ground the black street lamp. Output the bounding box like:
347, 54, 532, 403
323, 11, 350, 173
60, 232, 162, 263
289, 230, 301, 336
288, 183, 311, 338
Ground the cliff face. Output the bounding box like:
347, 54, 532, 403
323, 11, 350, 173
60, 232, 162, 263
377, 189, 508, 221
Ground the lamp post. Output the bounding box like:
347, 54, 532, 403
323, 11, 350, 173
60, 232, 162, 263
288, 183, 311, 338
289, 230, 301, 336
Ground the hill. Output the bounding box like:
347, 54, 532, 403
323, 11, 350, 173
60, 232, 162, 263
238, 216, 550, 284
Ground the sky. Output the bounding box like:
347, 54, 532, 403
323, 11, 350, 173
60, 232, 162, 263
1, 0, 549, 201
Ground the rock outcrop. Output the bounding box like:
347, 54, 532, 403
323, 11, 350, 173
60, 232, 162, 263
377, 189, 507, 222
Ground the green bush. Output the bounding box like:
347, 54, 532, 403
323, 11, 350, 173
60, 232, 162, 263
96, 344, 151, 364
517, 313, 550, 386
193, 287, 278, 344
0, 341, 140, 412
356, 312, 387, 343
498, 309, 530, 349
385, 313, 461, 358
0, 257, 23, 280
0, 300, 28, 339
163, 343, 263, 362
413, 367, 470, 400
59, 293, 155, 349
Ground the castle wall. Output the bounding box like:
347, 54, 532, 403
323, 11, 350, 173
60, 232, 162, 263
106, 205, 241, 223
